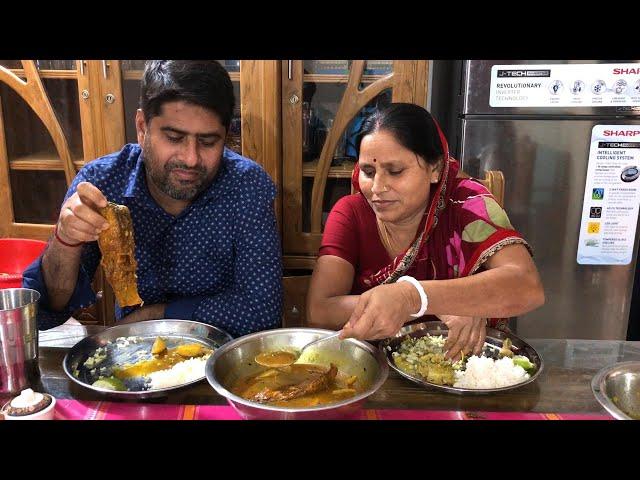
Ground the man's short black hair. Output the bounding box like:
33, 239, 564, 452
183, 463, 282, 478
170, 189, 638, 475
140, 60, 235, 130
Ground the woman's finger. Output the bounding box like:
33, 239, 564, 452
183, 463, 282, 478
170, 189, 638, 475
446, 324, 468, 361
341, 294, 369, 339
466, 319, 482, 356
346, 307, 376, 340
443, 318, 459, 352
345, 294, 367, 327
473, 319, 487, 355
369, 319, 394, 340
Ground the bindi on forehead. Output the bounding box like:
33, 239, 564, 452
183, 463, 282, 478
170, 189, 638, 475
373, 158, 377, 163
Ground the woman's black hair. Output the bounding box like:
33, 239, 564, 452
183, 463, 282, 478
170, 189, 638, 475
355, 102, 444, 166
140, 60, 235, 130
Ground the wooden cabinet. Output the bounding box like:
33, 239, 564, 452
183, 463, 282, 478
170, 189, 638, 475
0, 60, 127, 325
0, 59, 428, 323
1, 60, 85, 240
281, 60, 428, 269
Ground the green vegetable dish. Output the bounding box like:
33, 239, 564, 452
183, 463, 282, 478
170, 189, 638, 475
390, 334, 537, 388
391, 335, 462, 386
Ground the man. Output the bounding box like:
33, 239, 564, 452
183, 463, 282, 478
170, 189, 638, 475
23, 60, 283, 337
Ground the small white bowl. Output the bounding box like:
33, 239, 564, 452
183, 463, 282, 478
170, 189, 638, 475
2, 394, 56, 420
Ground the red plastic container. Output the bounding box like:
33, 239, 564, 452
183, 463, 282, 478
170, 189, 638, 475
0, 238, 48, 289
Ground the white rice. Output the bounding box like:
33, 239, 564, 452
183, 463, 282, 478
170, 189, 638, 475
114, 336, 140, 349
453, 355, 529, 389
147, 354, 211, 390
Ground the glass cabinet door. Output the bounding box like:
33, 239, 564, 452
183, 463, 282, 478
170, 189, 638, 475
0, 60, 94, 240
281, 60, 428, 267
119, 60, 242, 154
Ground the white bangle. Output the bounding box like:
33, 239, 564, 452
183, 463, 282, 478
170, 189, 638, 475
397, 275, 429, 318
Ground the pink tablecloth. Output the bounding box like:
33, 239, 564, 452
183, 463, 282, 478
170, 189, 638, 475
53, 399, 612, 420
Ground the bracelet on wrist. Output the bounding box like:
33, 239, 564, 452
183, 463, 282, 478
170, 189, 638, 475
54, 225, 83, 248
397, 275, 429, 318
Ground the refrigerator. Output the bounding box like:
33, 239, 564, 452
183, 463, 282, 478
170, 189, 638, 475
431, 60, 640, 340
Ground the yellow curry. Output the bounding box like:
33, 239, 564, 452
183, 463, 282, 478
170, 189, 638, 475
114, 340, 211, 380
231, 363, 361, 408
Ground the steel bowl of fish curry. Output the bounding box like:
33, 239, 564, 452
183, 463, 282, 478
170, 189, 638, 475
205, 328, 388, 419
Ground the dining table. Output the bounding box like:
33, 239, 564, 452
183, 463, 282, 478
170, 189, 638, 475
4, 323, 638, 420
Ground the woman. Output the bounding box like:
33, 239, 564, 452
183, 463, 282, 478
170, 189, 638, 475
307, 103, 544, 361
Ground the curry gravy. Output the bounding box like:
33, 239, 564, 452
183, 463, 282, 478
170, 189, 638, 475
231, 363, 362, 408
113, 343, 212, 379
254, 350, 298, 367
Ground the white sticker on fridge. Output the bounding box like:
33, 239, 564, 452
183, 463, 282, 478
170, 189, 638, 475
577, 125, 640, 265
490, 64, 640, 108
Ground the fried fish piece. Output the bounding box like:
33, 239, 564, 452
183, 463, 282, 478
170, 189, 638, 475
251, 364, 338, 403
98, 202, 143, 307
